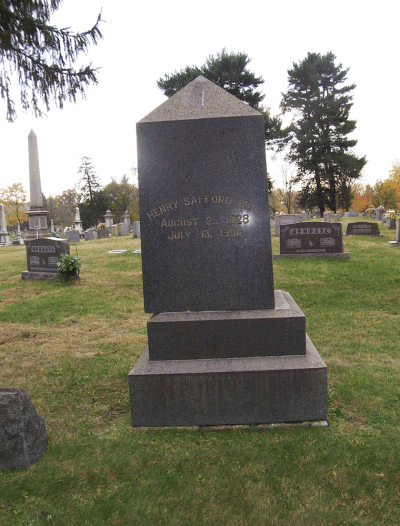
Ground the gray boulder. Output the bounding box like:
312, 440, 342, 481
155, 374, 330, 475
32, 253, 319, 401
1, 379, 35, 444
0, 388, 47, 471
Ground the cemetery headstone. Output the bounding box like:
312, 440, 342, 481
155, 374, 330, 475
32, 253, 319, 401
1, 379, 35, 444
123, 210, 131, 235
112, 224, 121, 236
346, 222, 382, 236
96, 228, 110, 239
315, 211, 322, 218
104, 209, 114, 230
128, 76, 327, 427
323, 211, 331, 222
65, 230, 80, 242
21, 237, 69, 280
131, 221, 141, 238
13, 221, 24, 245
0, 388, 47, 471
84, 229, 97, 241
0, 204, 10, 245
274, 214, 302, 236
74, 207, 83, 233
274, 222, 350, 259
389, 218, 400, 245
376, 206, 385, 220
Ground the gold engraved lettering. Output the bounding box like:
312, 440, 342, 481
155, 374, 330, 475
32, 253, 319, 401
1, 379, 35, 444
226, 214, 249, 225
237, 198, 260, 215
167, 231, 191, 240
161, 218, 198, 227
183, 195, 233, 206
147, 200, 178, 221
221, 228, 242, 237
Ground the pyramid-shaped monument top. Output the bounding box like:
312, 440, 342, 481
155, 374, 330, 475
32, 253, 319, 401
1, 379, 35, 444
139, 76, 261, 123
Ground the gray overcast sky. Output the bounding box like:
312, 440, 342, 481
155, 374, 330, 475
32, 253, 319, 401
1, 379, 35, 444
0, 0, 398, 197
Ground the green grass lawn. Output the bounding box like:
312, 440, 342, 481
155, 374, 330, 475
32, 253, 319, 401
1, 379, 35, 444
1, 218, 400, 525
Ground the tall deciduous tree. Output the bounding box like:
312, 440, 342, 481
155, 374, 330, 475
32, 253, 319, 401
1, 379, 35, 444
281, 52, 366, 214
371, 180, 398, 209
0, 182, 28, 225
157, 49, 284, 147
0, 0, 102, 121
46, 188, 78, 226
103, 174, 139, 223
387, 160, 400, 206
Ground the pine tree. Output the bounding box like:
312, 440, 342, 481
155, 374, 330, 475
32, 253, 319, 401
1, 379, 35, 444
76, 156, 101, 202
157, 49, 264, 107
75, 156, 107, 228
281, 52, 366, 213
157, 49, 285, 149
0, 0, 102, 121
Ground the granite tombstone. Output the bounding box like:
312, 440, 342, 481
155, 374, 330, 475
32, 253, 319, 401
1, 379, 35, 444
84, 229, 97, 241
128, 76, 327, 427
274, 222, 350, 259
137, 76, 274, 313
346, 222, 382, 236
96, 228, 110, 239
65, 229, 80, 242
21, 237, 69, 280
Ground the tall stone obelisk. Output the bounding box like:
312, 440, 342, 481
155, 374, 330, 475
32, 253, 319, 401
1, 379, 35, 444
25, 130, 49, 241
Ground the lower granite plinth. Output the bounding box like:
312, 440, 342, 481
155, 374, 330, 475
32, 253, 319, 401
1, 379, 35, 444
128, 334, 327, 427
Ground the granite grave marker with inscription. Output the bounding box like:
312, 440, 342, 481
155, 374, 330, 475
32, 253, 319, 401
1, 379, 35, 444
346, 222, 382, 237
21, 237, 70, 280
274, 222, 350, 259
128, 76, 327, 427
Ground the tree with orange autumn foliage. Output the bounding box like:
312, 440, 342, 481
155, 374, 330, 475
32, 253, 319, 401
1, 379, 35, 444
386, 160, 400, 206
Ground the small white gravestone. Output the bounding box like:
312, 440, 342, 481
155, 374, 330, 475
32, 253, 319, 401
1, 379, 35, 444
131, 221, 141, 238
0, 204, 10, 245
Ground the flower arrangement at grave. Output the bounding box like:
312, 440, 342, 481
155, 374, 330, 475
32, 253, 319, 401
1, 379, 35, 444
58, 254, 82, 281
97, 223, 106, 229
64, 226, 72, 232
386, 211, 397, 220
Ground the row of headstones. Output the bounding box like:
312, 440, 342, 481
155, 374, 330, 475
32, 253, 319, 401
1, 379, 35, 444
274, 217, 400, 258
65, 221, 141, 242
273, 211, 343, 236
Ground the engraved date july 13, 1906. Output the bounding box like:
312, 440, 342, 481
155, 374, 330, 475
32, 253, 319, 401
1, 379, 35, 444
161, 214, 250, 241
